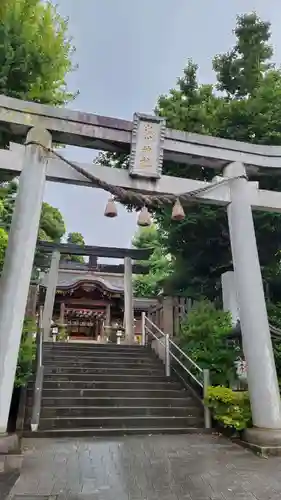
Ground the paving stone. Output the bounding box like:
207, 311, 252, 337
0, 470, 20, 499
7, 434, 281, 499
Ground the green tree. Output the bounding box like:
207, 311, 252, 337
29, 202, 67, 272
0, 0, 75, 109
38, 203, 66, 242
0, 0, 76, 269
65, 232, 85, 263
155, 12, 281, 300
0, 227, 8, 268
178, 300, 238, 386
0, 180, 18, 229
132, 224, 171, 297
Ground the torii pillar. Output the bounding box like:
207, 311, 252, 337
124, 256, 134, 344
224, 162, 281, 446
0, 128, 51, 433
42, 249, 61, 341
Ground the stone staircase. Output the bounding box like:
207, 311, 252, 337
25, 342, 205, 436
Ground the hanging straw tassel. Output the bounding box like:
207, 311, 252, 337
104, 197, 118, 218
137, 206, 152, 227
171, 198, 185, 221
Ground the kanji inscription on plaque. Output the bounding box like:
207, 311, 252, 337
129, 113, 165, 179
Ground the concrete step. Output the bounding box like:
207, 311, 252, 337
43, 366, 165, 376
23, 427, 211, 438
43, 342, 151, 352
43, 357, 157, 367
43, 351, 155, 357
42, 380, 182, 390
39, 388, 190, 399
43, 348, 151, 358
43, 373, 168, 382
37, 396, 197, 408
25, 343, 206, 437
38, 415, 202, 430
39, 406, 203, 418
43, 358, 159, 367
43, 356, 155, 366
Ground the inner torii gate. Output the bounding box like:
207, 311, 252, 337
0, 95, 281, 447
36, 240, 152, 342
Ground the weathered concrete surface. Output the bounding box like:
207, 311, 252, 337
0, 471, 19, 499
8, 434, 281, 499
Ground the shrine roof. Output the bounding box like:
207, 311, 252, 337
39, 268, 158, 310
40, 269, 125, 293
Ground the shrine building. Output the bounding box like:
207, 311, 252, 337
37, 254, 157, 342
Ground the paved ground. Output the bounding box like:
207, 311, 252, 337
7, 434, 281, 499
0, 471, 19, 499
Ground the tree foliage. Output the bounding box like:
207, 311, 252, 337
0, 0, 75, 108
38, 203, 66, 242
0, 0, 76, 270
97, 13, 281, 301
65, 232, 85, 263
0, 227, 8, 268
178, 300, 238, 386
206, 386, 251, 431
155, 12, 281, 300
132, 224, 171, 297
15, 316, 36, 388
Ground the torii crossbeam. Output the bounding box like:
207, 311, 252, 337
0, 94, 280, 448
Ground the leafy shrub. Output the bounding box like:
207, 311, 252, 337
205, 386, 252, 431
178, 300, 240, 386
267, 302, 281, 329
58, 325, 68, 341
266, 302, 281, 378
15, 317, 36, 388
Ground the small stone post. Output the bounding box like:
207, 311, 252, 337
42, 249, 61, 341
103, 303, 111, 342
0, 127, 51, 434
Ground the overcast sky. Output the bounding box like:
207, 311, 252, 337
45, 0, 281, 254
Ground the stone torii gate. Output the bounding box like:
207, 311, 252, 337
0, 95, 281, 447
36, 240, 152, 342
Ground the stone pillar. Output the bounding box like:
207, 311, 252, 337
25, 284, 39, 319
103, 303, 111, 342
42, 249, 60, 341
224, 162, 281, 444
0, 127, 51, 434
124, 257, 134, 344
221, 271, 239, 326
88, 255, 97, 269
59, 302, 65, 325
105, 303, 111, 327
162, 296, 174, 336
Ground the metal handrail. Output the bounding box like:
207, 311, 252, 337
145, 315, 166, 337
31, 306, 44, 432
145, 324, 165, 348
38, 306, 43, 368
169, 348, 203, 388
145, 314, 203, 383
142, 312, 211, 428
169, 338, 203, 373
